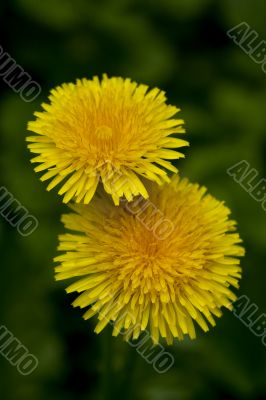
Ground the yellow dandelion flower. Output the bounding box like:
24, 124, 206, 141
54, 175, 244, 344
26, 75, 188, 205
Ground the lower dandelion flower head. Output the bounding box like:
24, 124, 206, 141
27, 75, 188, 205
55, 175, 244, 344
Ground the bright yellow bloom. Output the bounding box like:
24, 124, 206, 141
54, 175, 244, 344
27, 75, 188, 205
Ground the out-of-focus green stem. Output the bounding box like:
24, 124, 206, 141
100, 327, 113, 400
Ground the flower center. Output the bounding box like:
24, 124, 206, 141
95, 125, 113, 140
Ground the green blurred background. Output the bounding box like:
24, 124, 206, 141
0, 0, 266, 399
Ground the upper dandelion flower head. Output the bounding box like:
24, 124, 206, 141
27, 75, 188, 205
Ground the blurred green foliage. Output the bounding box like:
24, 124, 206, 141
0, 0, 266, 399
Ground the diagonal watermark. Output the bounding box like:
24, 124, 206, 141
92, 160, 175, 241
227, 160, 266, 212
232, 295, 266, 347
0, 45, 41, 102
0, 325, 39, 375
90, 298, 175, 374
0, 186, 39, 236
227, 22, 266, 74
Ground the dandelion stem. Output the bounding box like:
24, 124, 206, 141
100, 327, 113, 400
